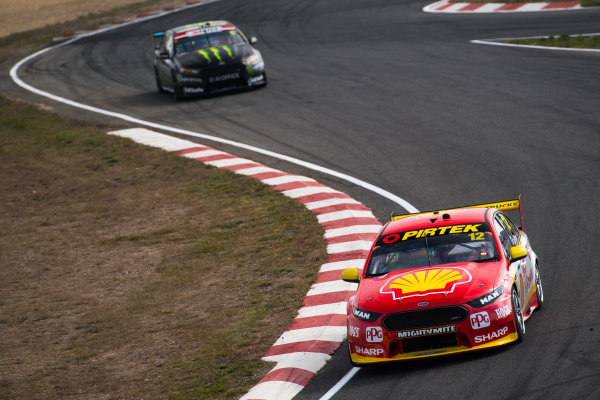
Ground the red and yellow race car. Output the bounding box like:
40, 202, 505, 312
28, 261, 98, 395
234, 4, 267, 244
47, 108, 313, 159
342, 197, 543, 364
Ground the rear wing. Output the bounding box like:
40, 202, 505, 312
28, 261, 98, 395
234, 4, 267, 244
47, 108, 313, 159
153, 31, 165, 49
391, 195, 525, 230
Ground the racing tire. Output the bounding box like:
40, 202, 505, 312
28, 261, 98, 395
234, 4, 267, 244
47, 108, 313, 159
534, 263, 544, 311
511, 286, 526, 342
172, 73, 184, 100
154, 68, 165, 93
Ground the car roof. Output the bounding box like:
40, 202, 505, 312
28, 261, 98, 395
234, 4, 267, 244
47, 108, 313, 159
170, 20, 235, 35
380, 207, 492, 236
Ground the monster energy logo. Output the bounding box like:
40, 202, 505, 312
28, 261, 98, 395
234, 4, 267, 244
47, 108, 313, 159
196, 46, 233, 62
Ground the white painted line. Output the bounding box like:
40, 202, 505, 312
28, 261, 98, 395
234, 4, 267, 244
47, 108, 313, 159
318, 367, 361, 400
261, 175, 317, 186
324, 224, 382, 239
240, 381, 304, 400
471, 39, 600, 53
317, 210, 376, 223
307, 281, 358, 297
305, 197, 361, 210
262, 352, 332, 373
297, 302, 348, 318
327, 240, 374, 254
9, 3, 421, 398
273, 326, 347, 346
12, 42, 418, 212
319, 259, 366, 273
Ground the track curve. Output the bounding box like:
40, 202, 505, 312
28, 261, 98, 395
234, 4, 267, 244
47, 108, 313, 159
6, 0, 600, 399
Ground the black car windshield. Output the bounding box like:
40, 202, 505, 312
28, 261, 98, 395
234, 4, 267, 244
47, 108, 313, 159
174, 30, 245, 54
366, 230, 498, 277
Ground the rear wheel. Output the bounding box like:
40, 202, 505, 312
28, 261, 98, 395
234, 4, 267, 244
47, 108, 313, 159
512, 286, 526, 342
535, 263, 544, 310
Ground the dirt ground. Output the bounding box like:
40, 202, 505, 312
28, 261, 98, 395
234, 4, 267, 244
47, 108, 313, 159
0, 0, 184, 38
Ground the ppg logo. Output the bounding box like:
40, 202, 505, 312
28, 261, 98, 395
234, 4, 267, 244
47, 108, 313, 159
470, 311, 490, 330
366, 326, 383, 342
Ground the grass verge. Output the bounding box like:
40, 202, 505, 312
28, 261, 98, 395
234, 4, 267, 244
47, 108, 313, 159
506, 34, 600, 49
0, 95, 327, 399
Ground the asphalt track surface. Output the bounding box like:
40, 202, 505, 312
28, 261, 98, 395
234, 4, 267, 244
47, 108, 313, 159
4, 0, 600, 399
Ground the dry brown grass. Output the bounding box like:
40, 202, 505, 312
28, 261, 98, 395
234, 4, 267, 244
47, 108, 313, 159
0, 89, 325, 399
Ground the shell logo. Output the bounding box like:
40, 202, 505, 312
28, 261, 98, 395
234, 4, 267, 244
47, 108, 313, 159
380, 267, 472, 300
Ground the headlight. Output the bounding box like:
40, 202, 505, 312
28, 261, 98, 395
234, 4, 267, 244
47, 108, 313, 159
243, 50, 264, 68
467, 287, 503, 308
180, 67, 201, 75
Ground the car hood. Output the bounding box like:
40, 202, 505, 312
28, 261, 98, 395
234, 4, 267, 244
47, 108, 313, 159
355, 261, 504, 314
176, 44, 254, 67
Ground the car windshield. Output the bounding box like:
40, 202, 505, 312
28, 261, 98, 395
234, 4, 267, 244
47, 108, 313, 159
174, 30, 245, 54
366, 230, 498, 277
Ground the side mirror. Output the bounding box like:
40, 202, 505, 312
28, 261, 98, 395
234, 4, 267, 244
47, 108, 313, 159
158, 50, 170, 59
249, 36, 258, 44
509, 245, 528, 262
341, 268, 360, 283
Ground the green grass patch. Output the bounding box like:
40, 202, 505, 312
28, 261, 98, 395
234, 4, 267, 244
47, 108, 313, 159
506, 34, 600, 49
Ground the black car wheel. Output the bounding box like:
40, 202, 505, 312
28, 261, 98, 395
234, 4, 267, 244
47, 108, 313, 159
154, 68, 165, 93
172, 72, 184, 100
512, 286, 526, 342
535, 263, 544, 310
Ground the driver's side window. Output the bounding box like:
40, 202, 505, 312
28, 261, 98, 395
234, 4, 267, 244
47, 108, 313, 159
493, 215, 512, 258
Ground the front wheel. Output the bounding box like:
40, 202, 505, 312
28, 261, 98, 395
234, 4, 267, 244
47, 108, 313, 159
512, 286, 526, 342
154, 68, 165, 93
535, 264, 544, 310
172, 73, 184, 100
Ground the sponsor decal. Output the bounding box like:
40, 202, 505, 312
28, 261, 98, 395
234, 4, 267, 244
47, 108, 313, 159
470, 311, 490, 330
354, 345, 385, 357
174, 26, 235, 40
208, 72, 240, 83
467, 287, 502, 308
474, 327, 509, 344
180, 77, 203, 83
381, 267, 472, 300
379, 223, 484, 245
183, 87, 204, 93
397, 325, 456, 338
366, 326, 383, 343
352, 306, 382, 322
248, 74, 265, 85
348, 325, 360, 338
495, 304, 511, 319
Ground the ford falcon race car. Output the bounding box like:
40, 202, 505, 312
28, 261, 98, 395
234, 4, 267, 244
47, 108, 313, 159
342, 197, 543, 365
153, 20, 266, 99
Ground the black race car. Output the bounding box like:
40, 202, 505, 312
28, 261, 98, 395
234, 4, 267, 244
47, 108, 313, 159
153, 20, 266, 99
